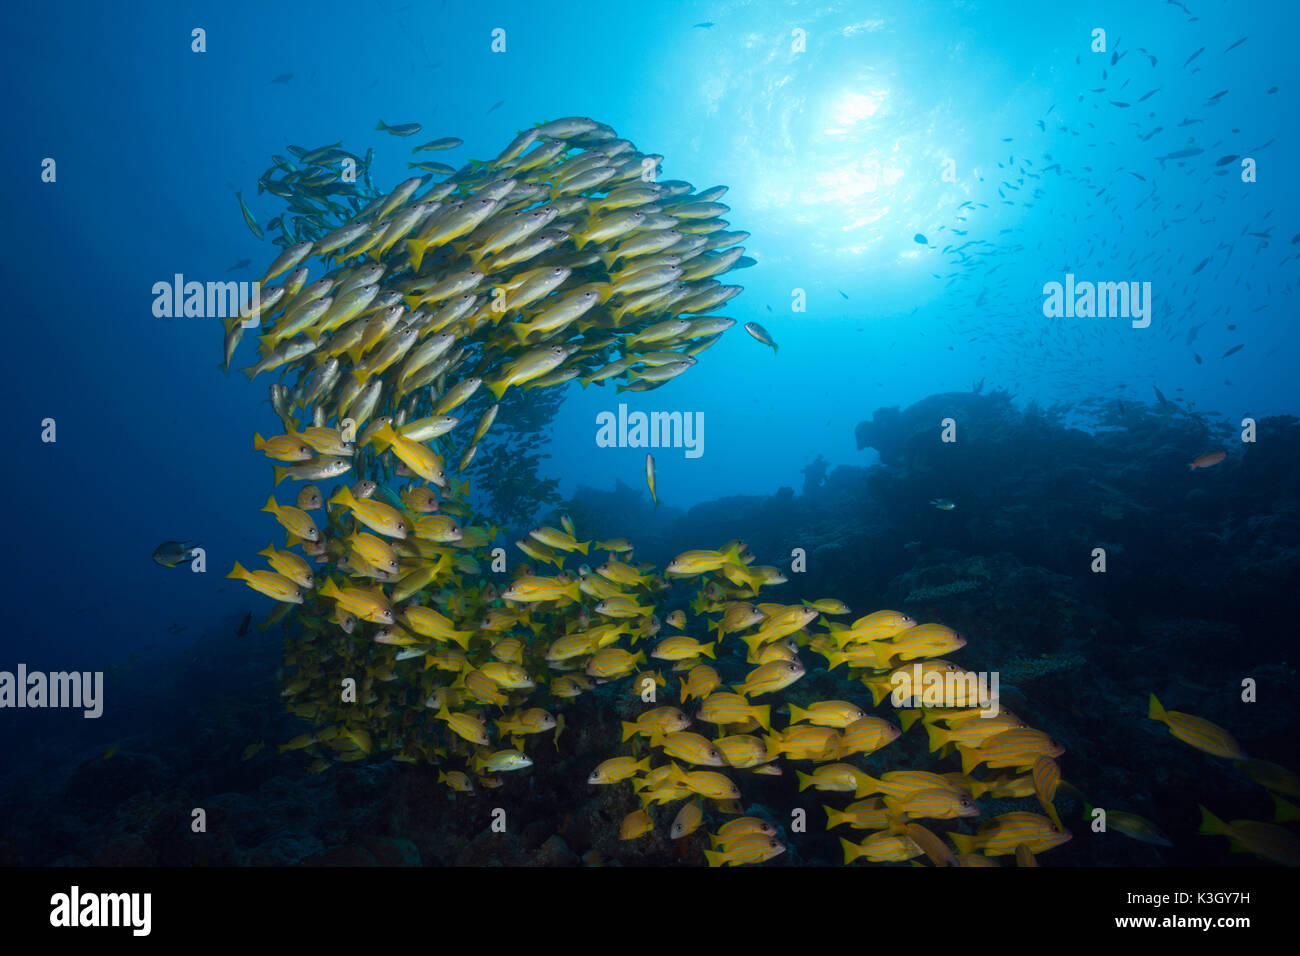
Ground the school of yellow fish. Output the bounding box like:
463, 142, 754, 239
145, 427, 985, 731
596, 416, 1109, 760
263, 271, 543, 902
221, 117, 1295, 866
1146, 694, 1300, 866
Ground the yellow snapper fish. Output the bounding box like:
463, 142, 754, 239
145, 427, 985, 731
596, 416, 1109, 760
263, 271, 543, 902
318, 578, 394, 624
949, 813, 1072, 857
1148, 694, 1247, 760
256, 544, 314, 588
372, 422, 447, 486
588, 756, 650, 784
226, 561, 303, 604
216, 120, 1084, 868
329, 485, 409, 538
260, 495, 320, 544
1197, 806, 1300, 866
472, 749, 533, 774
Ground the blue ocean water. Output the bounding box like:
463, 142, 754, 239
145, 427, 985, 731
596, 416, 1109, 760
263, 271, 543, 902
1, 0, 1296, 868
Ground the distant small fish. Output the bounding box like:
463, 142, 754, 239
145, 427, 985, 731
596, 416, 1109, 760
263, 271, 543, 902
376, 119, 422, 136
1199, 806, 1300, 865
694, 21, 714, 28
1224, 37, 1247, 52
930, 498, 956, 511
1110, 101, 1130, 108
227, 258, 251, 272
1188, 451, 1227, 470
838, 290, 849, 299
409, 161, 456, 175
101, 742, 119, 761
1240, 758, 1300, 797
1204, 90, 1228, 103
1157, 146, 1202, 162
413, 137, 463, 152
237, 611, 252, 636
1183, 46, 1204, 67
913, 233, 928, 244
1194, 353, 1202, 364
645, 453, 658, 508
1137, 88, 1160, 102
487, 100, 504, 113
1104, 809, 1174, 847
1216, 154, 1240, 166
1191, 257, 1209, 274
270, 73, 293, 84
1221, 344, 1244, 358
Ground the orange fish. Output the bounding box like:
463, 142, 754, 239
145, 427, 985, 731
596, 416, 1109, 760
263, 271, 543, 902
1187, 451, 1226, 470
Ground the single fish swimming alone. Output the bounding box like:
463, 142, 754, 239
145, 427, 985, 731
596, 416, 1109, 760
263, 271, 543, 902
376, 119, 422, 136
930, 499, 956, 511
235, 190, 263, 241
1187, 451, 1227, 470
744, 321, 778, 354
153, 540, 199, 567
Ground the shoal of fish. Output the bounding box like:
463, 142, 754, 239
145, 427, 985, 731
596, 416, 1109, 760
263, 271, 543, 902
221, 117, 1296, 866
